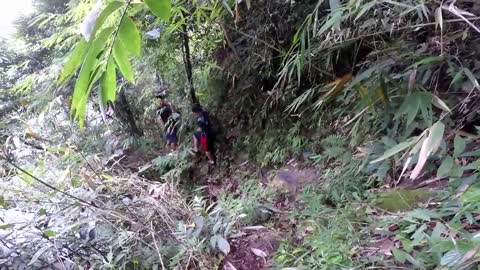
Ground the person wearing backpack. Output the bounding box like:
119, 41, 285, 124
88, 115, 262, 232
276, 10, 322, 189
155, 92, 180, 151
191, 104, 216, 165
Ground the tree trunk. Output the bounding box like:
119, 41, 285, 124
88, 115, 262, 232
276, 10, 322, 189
181, 16, 198, 105
116, 88, 144, 137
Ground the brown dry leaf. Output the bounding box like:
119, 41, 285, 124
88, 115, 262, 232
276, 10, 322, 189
234, 2, 241, 25
411, 121, 445, 180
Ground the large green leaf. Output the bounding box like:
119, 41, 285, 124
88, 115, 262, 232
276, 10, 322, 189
113, 41, 135, 83
100, 58, 117, 107
58, 38, 89, 84
91, 1, 125, 40
145, 0, 172, 21
118, 17, 141, 56
71, 27, 114, 125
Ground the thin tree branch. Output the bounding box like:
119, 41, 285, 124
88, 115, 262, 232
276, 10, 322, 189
4, 157, 98, 208
180, 11, 198, 105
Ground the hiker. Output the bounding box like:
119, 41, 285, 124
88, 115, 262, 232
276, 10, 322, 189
191, 104, 216, 165
155, 92, 180, 151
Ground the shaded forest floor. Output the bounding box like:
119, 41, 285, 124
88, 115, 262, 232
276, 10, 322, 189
115, 146, 450, 269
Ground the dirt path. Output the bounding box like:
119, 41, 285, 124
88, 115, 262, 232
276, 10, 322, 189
196, 160, 322, 269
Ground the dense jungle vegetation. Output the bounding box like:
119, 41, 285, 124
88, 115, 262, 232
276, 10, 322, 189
1, 0, 480, 269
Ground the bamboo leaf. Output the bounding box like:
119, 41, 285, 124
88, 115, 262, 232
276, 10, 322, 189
71, 27, 114, 125
145, 0, 172, 21
431, 94, 451, 113
44, 229, 55, 237
437, 155, 453, 177
409, 56, 445, 69
462, 68, 480, 91
453, 135, 466, 158
399, 136, 425, 179
355, 1, 376, 21
0, 195, 6, 208
409, 209, 439, 221
431, 222, 447, 242
217, 235, 231, 255
100, 59, 116, 107
348, 60, 394, 88
0, 224, 13, 229
317, 11, 343, 36
58, 38, 89, 84
371, 137, 418, 164
435, 7, 443, 31
75, 64, 105, 128
329, 0, 340, 13
410, 121, 445, 180
392, 247, 407, 263
419, 92, 433, 126
28, 245, 51, 266
222, 0, 234, 17
449, 69, 464, 88
91, 1, 125, 40
395, 94, 420, 126
113, 41, 135, 83
118, 17, 141, 56
440, 250, 462, 267
462, 184, 480, 203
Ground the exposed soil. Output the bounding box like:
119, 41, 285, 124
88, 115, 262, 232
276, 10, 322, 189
222, 229, 282, 270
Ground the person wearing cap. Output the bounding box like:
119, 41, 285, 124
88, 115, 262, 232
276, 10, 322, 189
191, 104, 216, 165
155, 93, 180, 151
